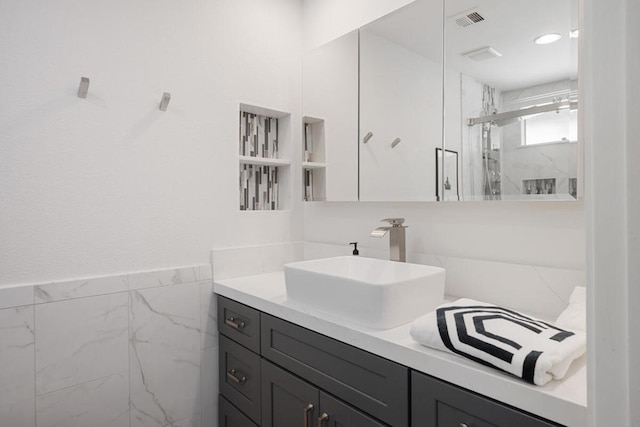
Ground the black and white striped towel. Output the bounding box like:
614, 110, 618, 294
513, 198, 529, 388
410, 298, 586, 386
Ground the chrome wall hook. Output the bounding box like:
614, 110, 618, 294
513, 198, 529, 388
159, 92, 171, 111
77, 77, 90, 98
363, 131, 373, 144
391, 137, 401, 148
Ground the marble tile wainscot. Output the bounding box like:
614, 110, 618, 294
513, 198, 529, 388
0, 264, 217, 427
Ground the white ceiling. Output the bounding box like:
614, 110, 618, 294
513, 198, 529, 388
363, 0, 579, 92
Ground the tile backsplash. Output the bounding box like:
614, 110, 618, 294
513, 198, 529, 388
300, 242, 584, 320
0, 264, 216, 427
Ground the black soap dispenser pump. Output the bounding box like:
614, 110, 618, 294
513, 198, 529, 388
349, 242, 359, 256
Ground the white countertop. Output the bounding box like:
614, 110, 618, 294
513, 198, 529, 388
215, 272, 587, 427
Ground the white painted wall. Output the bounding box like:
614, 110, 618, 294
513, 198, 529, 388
627, 0, 640, 420
0, 0, 304, 286
584, 0, 639, 425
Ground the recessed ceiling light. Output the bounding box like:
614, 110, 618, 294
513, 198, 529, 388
570, 29, 579, 38
534, 33, 562, 44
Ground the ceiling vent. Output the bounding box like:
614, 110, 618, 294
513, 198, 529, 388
462, 46, 502, 62
451, 9, 486, 28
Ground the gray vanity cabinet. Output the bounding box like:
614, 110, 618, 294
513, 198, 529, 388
217, 295, 564, 427
218, 295, 406, 426
411, 371, 562, 427
218, 296, 263, 425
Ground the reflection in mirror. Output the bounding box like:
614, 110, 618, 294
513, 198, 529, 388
359, 0, 443, 201
303, 31, 359, 201
444, 0, 579, 201
436, 148, 460, 201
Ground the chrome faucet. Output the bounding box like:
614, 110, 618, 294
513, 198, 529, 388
370, 218, 407, 262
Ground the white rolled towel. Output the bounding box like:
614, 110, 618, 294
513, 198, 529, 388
410, 298, 586, 386
555, 286, 586, 332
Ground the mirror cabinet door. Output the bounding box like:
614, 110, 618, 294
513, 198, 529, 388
302, 30, 359, 202
359, 1, 444, 202
444, 0, 579, 201
302, 0, 579, 202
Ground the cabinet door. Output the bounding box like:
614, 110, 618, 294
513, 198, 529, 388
262, 359, 319, 427
411, 371, 562, 427
219, 395, 258, 427
318, 392, 388, 427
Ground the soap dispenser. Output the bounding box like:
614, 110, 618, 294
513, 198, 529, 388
349, 242, 359, 256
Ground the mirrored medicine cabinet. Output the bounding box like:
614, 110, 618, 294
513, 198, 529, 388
302, 0, 579, 202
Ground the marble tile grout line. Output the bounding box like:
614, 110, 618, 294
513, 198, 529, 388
33, 300, 37, 427
127, 288, 132, 427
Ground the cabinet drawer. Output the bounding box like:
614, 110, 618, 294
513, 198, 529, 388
218, 296, 261, 353
219, 335, 262, 425
261, 313, 409, 427
411, 371, 562, 427
219, 395, 258, 427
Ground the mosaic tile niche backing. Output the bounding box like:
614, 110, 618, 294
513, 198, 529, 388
240, 164, 279, 210
240, 111, 280, 210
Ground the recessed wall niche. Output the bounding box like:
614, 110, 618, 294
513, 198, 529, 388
238, 104, 291, 211
302, 116, 327, 201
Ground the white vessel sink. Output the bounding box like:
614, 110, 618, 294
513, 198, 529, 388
284, 256, 445, 330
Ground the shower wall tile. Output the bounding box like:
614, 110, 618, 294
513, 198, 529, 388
129, 266, 199, 291
35, 373, 129, 427
129, 283, 201, 427
35, 293, 129, 395
0, 305, 35, 427
0, 285, 34, 309
34, 275, 128, 304
200, 281, 217, 350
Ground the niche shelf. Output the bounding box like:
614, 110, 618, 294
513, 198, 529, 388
239, 104, 291, 211
302, 116, 327, 201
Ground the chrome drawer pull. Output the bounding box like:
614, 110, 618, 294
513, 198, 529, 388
225, 316, 246, 330
303, 403, 314, 427
226, 369, 247, 384
459, 423, 468, 427
317, 413, 329, 427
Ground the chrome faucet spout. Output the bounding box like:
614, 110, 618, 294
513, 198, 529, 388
371, 218, 407, 262
370, 226, 390, 238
